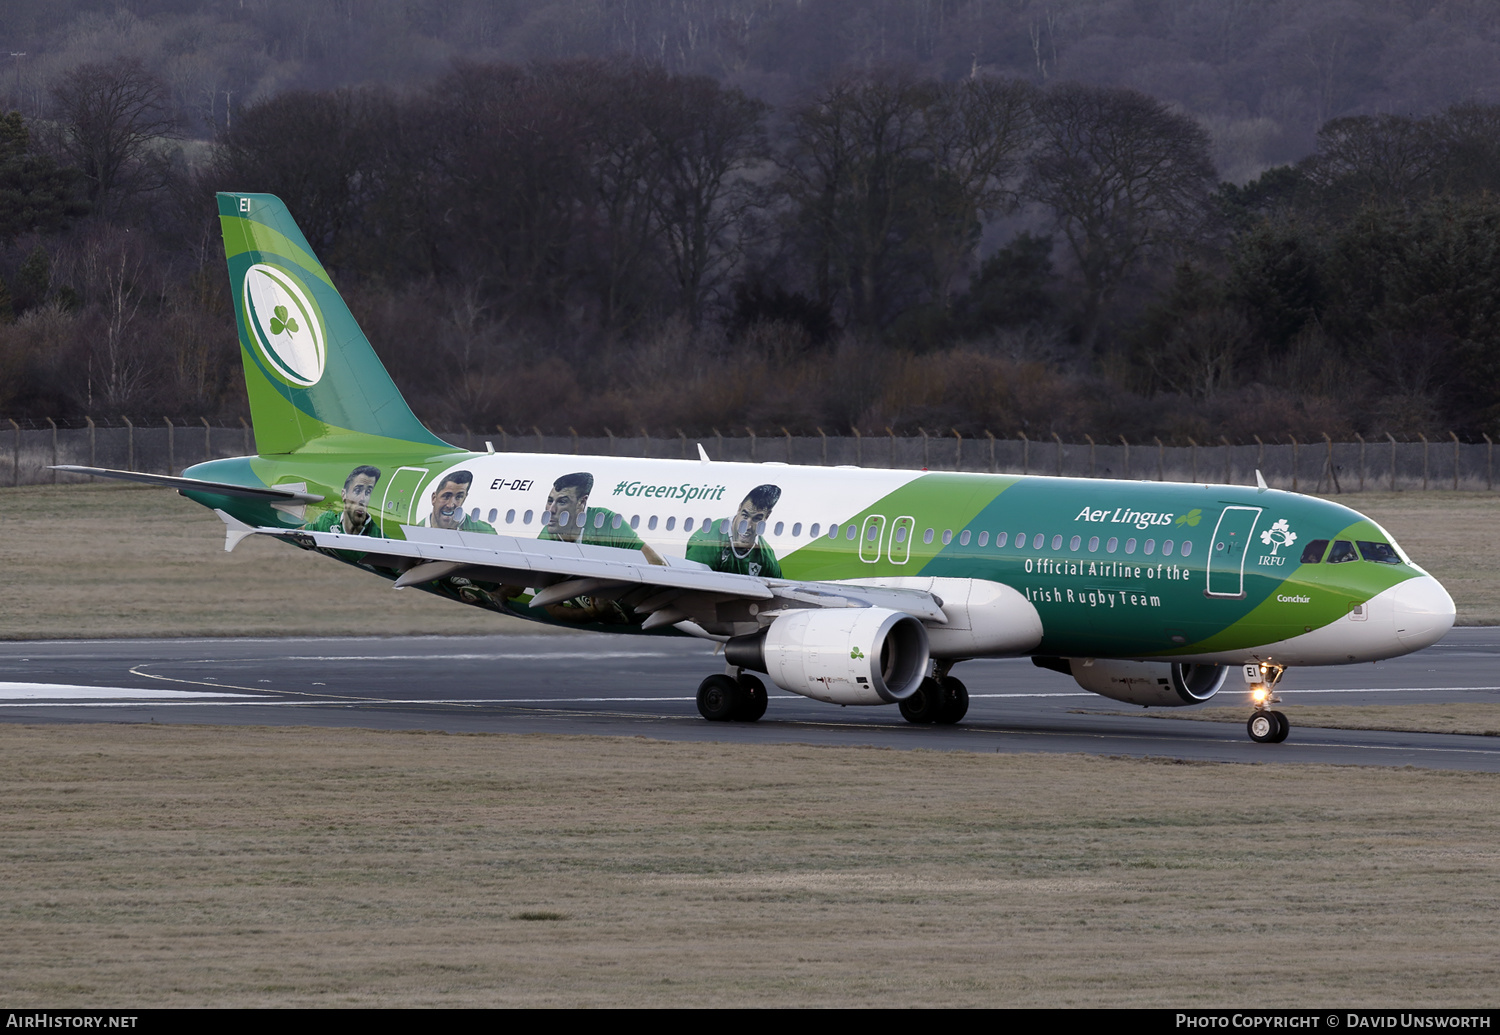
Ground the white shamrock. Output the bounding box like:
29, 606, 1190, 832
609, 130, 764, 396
1259, 518, 1298, 555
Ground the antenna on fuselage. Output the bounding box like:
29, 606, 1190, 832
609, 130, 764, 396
697, 443, 711, 464
1255, 469, 1269, 493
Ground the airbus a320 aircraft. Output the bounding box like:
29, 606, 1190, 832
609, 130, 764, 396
59, 194, 1457, 743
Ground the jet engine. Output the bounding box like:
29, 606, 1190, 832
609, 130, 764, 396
725, 607, 930, 706
1049, 657, 1229, 707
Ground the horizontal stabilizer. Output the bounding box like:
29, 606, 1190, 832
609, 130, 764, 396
50, 466, 324, 503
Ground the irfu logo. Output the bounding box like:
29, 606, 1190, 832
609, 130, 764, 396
1260, 518, 1298, 555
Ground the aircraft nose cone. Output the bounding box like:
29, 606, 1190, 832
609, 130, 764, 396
1392, 575, 1456, 651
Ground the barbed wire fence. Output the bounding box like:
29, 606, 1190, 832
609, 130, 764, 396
3, 417, 1495, 492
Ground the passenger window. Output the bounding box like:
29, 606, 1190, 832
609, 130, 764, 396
1144, 539, 1155, 555
505, 509, 516, 524
1015, 532, 1026, 547
867, 524, 880, 542
738, 519, 750, 537
665, 516, 676, 531
1358, 541, 1401, 564
523, 509, 533, 525
995, 532, 1008, 547
809, 523, 820, 538
1162, 540, 1175, 556
828, 524, 840, 539
923, 528, 935, 544
1088, 536, 1099, 552
1070, 535, 1081, 550
487, 508, 498, 523
1180, 541, 1193, 557
1106, 537, 1118, 553
611, 513, 622, 529
630, 514, 640, 529
792, 522, 802, 537
846, 525, 857, 540
894, 525, 908, 543
648, 515, 659, 530
1124, 538, 1136, 554
978, 531, 989, 547
1327, 540, 1358, 563
595, 512, 607, 529
1051, 534, 1062, 550
1300, 539, 1328, 564
959, 530, 971, 546
1033, 533, 1044, 549
942, 530, 953, 545
774, 521, 784, 536
471, 507, 480, 520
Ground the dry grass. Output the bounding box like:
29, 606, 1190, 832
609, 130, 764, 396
0, 483, 531, 638
1, 724, 1497, 1008
0, 483, 1495, 638
1107, 704, 1500, 736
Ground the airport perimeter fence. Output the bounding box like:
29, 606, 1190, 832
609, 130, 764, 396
3, 417, 1497, 493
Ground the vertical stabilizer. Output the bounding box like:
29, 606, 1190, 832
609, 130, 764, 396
217, 192, 449, 455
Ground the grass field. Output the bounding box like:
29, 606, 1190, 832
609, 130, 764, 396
1134, 704, 1500, 736
1, 724, 1497, 1008
0, 483, 1496, 638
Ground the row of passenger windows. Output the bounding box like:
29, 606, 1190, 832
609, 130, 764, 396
476, 506, 1193, 555
1300, 539, 1401, 565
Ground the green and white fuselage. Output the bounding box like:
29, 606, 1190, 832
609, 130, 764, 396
69, 192, 1452, 735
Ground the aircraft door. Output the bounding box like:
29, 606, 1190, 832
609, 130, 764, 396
859, 514, 886, 563
888, 516, 915, 565
379, 466, 430, 534
1206, 505, 1262, 598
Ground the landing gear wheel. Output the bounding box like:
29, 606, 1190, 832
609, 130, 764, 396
1268, 710, 1290, 743
734, 675, 768, 722
697, 674, 742, 722
934, 676, 969, 725
899, 677, 944, 724
1247, 710, 1280, 743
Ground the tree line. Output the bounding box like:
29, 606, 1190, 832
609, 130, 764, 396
1, 56, 1498, 444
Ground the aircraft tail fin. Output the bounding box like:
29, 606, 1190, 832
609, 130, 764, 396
217, 192, 450, 455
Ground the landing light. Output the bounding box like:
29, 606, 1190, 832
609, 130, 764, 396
1250, 686, 1270, 705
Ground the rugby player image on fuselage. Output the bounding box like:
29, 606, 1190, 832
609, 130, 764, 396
419, 469, 496, 533
298, 464, 384, 567
302, 464, 382, 536
533, 471, 665, 623
686, 483, 783, 578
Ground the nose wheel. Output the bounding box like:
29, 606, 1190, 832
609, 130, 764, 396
1247, 709, 1289, 743
1245, 662, 1289, 743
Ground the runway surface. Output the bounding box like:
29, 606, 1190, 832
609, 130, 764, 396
3, 628, 1499, 770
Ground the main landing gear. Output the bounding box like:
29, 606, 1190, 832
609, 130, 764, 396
898, 662, 969, 725
1245, 662, 1289, 744
696, 670, 768, 723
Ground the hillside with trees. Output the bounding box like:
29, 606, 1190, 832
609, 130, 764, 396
2, 2, 1499, 442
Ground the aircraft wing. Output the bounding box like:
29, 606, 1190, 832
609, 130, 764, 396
52, 466, 324, 503
227, 516, 947, 635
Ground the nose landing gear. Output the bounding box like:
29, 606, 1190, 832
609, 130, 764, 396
1244, 662, 1289, 743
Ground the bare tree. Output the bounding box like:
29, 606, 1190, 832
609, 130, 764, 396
49, 58, 176, 218
1026, 83, 1217, 352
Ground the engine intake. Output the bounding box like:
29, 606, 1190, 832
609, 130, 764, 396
1039, 657, 1228, 707
726, 607, 930, 706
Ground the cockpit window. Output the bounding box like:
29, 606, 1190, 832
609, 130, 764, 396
1358, 540, 1402, 565
1326, 540, 1358, 563
1300, 539, 1329, 564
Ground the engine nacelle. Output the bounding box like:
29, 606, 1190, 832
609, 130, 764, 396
1062, 658, 1229, 707
725, 607, 930, 706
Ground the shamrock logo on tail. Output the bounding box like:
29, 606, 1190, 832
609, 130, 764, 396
1259, 519, 1298, 555
269, 304, 299, 336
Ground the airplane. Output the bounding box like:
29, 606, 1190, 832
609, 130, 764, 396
57, 193, 1457, 743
